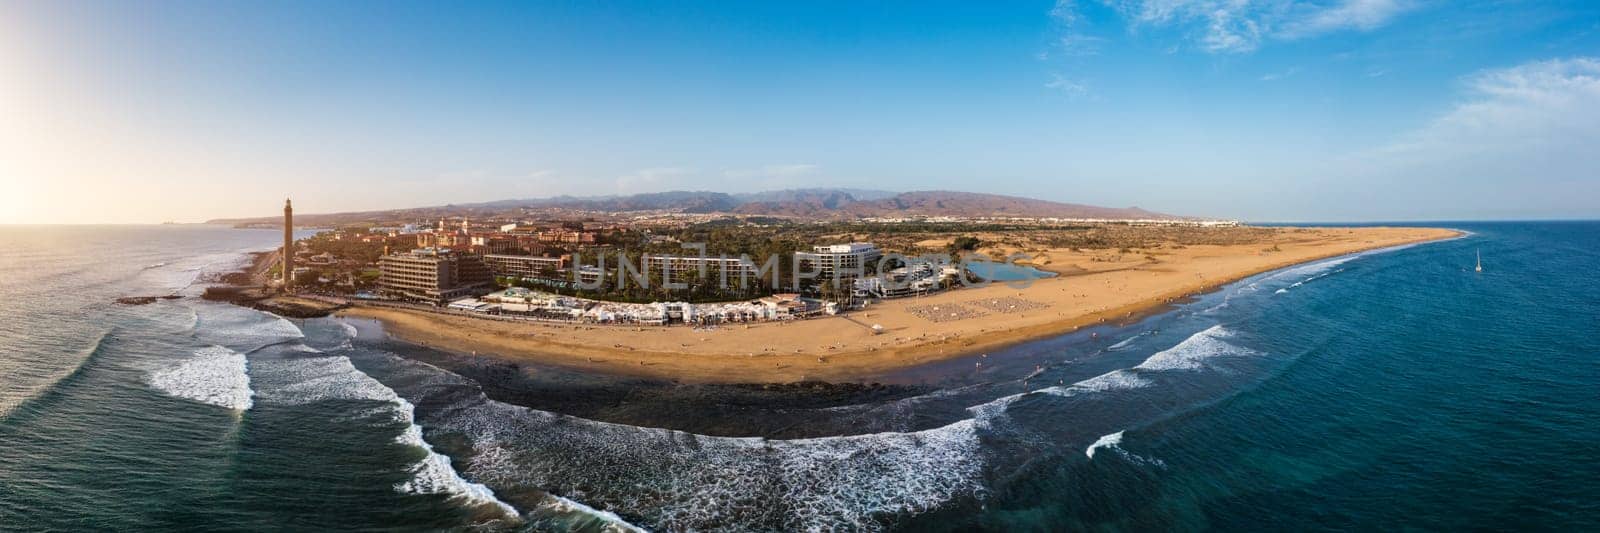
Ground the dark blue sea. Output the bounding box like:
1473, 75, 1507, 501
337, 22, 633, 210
1, 222, 1596, 531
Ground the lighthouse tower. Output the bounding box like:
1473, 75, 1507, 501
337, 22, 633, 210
282, 198, 294, 291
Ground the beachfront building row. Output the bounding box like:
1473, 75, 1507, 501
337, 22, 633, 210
473, 287, 827, 325
481, 243, 884, 291
376, 248, 494, 303
643, 255, 762, 285
482, 254, 571, 279
482, 253, 760, 287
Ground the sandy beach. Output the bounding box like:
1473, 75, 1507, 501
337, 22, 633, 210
342, 226, 1459, 383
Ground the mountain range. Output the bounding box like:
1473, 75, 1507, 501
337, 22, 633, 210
207, 189, 1183, 226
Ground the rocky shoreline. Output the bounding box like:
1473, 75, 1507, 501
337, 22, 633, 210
198, 250, 348, 318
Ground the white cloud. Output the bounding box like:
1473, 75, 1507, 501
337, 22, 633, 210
1281, 0, 1411, 37
1202, 7, 1263, 53
1054, 0, 1417, 55
1385, 57, 1600, 157
1335, 57, 1600, 216
1051, 0, 1083, 25
1045, 73, 1091, 96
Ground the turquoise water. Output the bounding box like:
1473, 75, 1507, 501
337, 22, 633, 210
1, 222, 1596, 531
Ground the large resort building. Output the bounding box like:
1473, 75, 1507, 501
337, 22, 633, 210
377, 248, 493, 303
794, 243, 882, 287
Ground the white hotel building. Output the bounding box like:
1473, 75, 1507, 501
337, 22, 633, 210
794, 242, 883, 286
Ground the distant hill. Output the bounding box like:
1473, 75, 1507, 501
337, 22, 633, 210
732, 190, 864, 218
462, 191, 740, 213
734, 190, 1174, 220
207, 188, 1184, 225
732, 188, 899, 203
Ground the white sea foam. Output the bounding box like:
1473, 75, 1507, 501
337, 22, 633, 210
139, 252, 240, 293
1071, 370, 1154, 393
1268, 256, 1355, 281
393, 399, 520, 518
1086, 431, 1123, 459
193, 304, 306, 352
1267, 254, 1356, 292
180, 306, 200, 333
148, 345, 253, 411
253, 353, 399, 406
445, 399, 986, 532
1106, 331, 1149, 351
260, 317, 307, 341
975, 368, 1154, 421
1134, 325, 1258, 371
332, 321, 359, 350
1275, 267, 1347, 295
535, 494, 649, 533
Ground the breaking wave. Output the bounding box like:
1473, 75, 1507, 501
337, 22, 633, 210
0, 328, 115, 420
534, 494, 650, 533
1275, 267, 1346, 295
1085, 430, 1165, 468
147, 345, 253, 411
393, 399, 520, 518
192, 304, 306, 353
1086, 431, 1123, 459
1106, 331, 1151, 351
1268, 256, 1355, 281
1068, 370, 1154, 393
1134, 326, 1259, 371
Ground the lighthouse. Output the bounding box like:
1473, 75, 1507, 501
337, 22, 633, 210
282, 198, 294, 291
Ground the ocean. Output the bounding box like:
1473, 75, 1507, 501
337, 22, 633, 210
1, 222, 1596, 531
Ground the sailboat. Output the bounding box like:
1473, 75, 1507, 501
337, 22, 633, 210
1475, 249, 1483, 273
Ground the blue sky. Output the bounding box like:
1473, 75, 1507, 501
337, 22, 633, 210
2, 0, 1597, 223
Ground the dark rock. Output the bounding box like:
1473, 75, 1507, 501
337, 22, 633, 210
114, 296, 160, 305
202, 286, 266, 303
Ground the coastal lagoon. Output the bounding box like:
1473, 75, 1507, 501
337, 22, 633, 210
2, 223, 1598, 530
965, 260, 1057, 282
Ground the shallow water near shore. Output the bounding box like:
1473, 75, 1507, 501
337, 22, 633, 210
2, 222, 1598, 530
